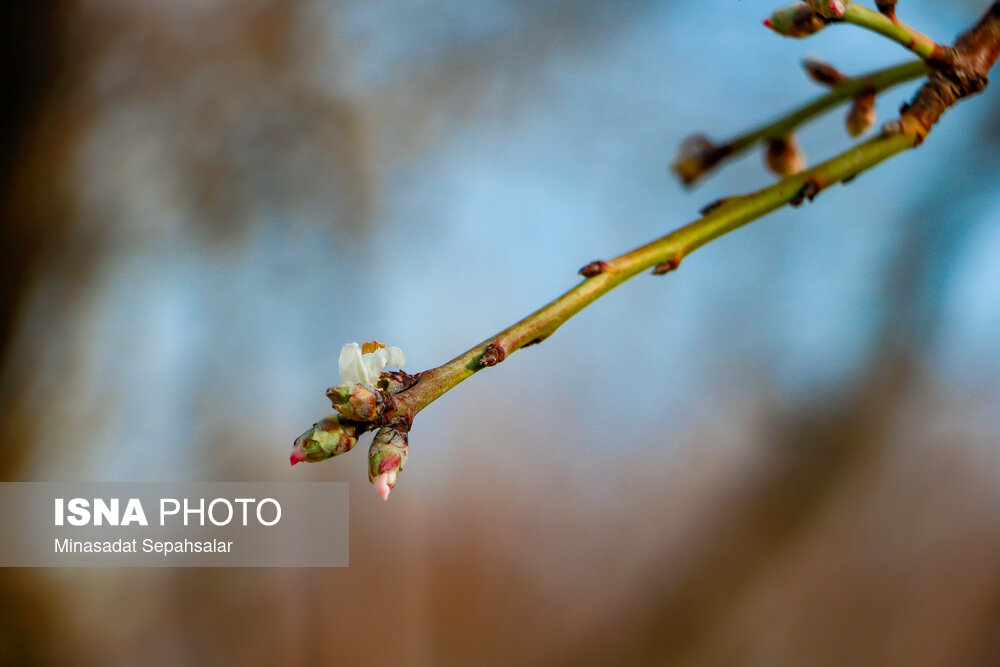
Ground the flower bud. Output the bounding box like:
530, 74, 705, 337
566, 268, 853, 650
846, 92, 876, 137
368, 426, 408, 501
765, 135, 805, 177
876, 0, 896, 19
290, 415, 358, 465
805, 0, 845, 18
764, 4, 827, 38
801, 57, 846, 86
327, 383, 388, 422
376, 370, 418, 395
670, 135, 726, 185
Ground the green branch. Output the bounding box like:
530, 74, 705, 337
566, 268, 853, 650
391, 0, 1000, 427
840, 2, 941, 61
294, 0, 1000, 502
672, 59, 927, 184
395, 129, 919, 418
728, 60, 925, 153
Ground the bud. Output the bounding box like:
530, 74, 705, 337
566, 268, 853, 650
805, 0, 845, 18
327, 383, 389, 422
376, 370, 418, 395
290, 415, 359, 465
670, 135, 726, 185
876, 0, 896, 19
764, 4, 827, 38
801, 57, 846, 86
368, 426, 409, 501
846, 92, 876, 137
765, 135, 805, 177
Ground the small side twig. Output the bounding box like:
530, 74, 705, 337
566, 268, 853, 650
671, 60, 926, 185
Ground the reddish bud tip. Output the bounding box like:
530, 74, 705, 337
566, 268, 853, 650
374, 472, 395, 501
290, 450, 306, 466
763, 18, 772, 28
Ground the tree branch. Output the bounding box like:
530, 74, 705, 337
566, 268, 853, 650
671, 59, 927, 185
394, 0, 1000, 420
295, 1, 1000, 499
838, 1, 942, 61
394, 130, 917, 418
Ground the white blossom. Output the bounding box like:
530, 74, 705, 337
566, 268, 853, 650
338, 342, 406, 386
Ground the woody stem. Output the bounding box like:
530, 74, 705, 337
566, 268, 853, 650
395, 130, 918, 418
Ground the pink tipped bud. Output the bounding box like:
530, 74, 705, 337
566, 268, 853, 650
765, 135, 806, 177
290, 415, 359, 465
826, 0, 846, 17
763, 18, 772, 28
765, 4, 827, 38
374, 472, 397, 501
369, 426, 408, 501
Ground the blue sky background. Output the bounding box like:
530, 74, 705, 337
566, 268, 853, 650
7, 0, 999, 484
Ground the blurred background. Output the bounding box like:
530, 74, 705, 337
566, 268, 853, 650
3, 1, 1000, 664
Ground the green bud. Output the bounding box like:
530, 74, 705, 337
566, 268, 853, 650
326, 383, 388, 422
290, 415, 358, 465
368, 426, 409, 501
764, 4, 827, 38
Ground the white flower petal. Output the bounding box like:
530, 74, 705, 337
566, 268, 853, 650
362, 348, 386, 384
384, 346, 406, 369
338, 343, 368, 385
338, 342, 406, 386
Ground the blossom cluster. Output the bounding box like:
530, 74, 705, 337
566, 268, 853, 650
291, 341, 410, 501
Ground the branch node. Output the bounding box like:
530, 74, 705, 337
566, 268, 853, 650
478, 342, 507, 368
699, 198, 728, 215
651, 255, 682, 276
578, 260, 610, 277
876, 1, 897, 22
790, 177, 823, 207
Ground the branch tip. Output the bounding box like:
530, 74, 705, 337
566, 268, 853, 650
765, 4, 828, 38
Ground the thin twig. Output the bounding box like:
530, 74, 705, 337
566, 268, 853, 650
396, 130, 918, 418
672, 59, 927, 185
838, 2, 941, 60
